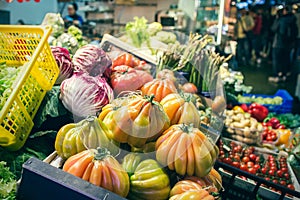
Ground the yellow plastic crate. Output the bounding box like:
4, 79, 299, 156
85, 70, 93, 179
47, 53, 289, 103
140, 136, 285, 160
0, 25, 59, 151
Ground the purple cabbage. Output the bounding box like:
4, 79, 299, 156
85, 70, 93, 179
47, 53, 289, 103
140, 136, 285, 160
51, 46, 74, 84
60, 72, 114, 117
72, 44, 112, 76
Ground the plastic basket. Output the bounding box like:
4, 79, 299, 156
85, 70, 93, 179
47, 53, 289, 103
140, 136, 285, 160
0, 25, 59, 151
242, 89, 293, 114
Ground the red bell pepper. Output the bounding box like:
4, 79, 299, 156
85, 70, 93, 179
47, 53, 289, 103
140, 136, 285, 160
248, 103, 268, 122
240, 103, 249, 112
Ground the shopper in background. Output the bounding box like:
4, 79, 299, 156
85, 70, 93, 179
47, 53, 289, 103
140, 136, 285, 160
251, 7, 263, 64
64, 3, 84, 28
269, 6, 298, 83
235, 8, 255, 67
282, 5, 298, 76
293, 5, 300, 61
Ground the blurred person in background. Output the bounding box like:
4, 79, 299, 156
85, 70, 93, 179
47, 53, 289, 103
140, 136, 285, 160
293, 5, 300, 61
64, 3, 84, 28
235, 8, 255, 67
269, 6, 298, 82
251, 7, 263, 64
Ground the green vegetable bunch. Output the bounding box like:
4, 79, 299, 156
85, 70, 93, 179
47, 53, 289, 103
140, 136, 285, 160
125, 17, 154, 54
0, 161, 16, 200
0, 62, 22, 111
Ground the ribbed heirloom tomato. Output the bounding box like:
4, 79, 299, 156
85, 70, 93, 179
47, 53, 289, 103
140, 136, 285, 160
55, 116, 118, 159
160, 93, 201, 127
63, 148, 130, 197
98, 94, 170, 148
156, 124, 219, 177
141, 78, 177, 102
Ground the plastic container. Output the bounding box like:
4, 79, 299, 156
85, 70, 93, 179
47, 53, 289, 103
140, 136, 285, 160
242, 89, 293, 114
0, 25, 59, 151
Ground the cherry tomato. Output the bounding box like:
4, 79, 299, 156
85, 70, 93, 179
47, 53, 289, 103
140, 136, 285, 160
248, 146, 255, 152
253, 164, 260, 170
265, 177, 271, 181
281, 167, 288, 173
233, 155, 240, 161
255, 156, 260, 163
268, 155, 275, 160
261, 167, 267, 174
242, 157, 250, 163
219, 150, 225, 155
268, 169, 275, 176
240, 164, 248, 171
237, 145, 243, 152
223, 157, 232, 165
272, 179, 278, 184
232, 161, 240, 168
276, 170, 283, 177
270, 166, 277, 171
248, 168, 256, 174
271, 135, 277, 141
287, 184, 295, 190
280, 180, 286, 186
247, 161, 254, 168
284, 173, 290, 180
249, 154, 257, 162
266, 135, 272, 141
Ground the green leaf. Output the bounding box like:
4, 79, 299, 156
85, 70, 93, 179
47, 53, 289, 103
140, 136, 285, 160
33, 86, 69, 128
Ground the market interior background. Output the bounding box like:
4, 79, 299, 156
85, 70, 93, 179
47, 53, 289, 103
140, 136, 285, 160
1, 0, 300, 199
2, 0, 299, 111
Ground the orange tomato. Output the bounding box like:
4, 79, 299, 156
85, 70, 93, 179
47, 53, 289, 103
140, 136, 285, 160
155, 124, 219, 177
63, 148, 130, 197
141, 79, 177, 102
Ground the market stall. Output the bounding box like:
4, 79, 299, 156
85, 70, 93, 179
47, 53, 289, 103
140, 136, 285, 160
0, 3, 300, 200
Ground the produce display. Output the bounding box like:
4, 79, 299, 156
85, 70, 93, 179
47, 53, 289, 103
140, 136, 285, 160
0, 161, 16, 199
218, 139, 296, 191
1, 16, 300, 200
237, 95, 283, 105
224, 109, 263, 144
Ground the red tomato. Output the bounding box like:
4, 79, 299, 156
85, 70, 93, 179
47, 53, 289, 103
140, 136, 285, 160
276, 170, 283, 177
284, 173, 290, 180
253, 164, 260, 170
268, 169, 275, 176
255, 156, 260, 163
242, 157, 250, 163
233, 155, 240, 161
248, 168, 256, 174
280, 180, 286, 186
181, 82, 198, 94
287, 184, 295, 190
271, 135, 277, 141
247, 161, 254, 168
261, 167, 267, 174
265, 177, 271, 181
219, 150, 225, 155
240, 164, 248, 171
272, 179, 278, 184
249, 154, 257, 162
281, 167, 288, 173
223, 157, 232, 165
270, 166, 277, 171
232, 161, 240, 168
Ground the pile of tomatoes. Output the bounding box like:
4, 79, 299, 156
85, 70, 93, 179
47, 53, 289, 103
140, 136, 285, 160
262, 129, 278, 143
218, 139, 295, 191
